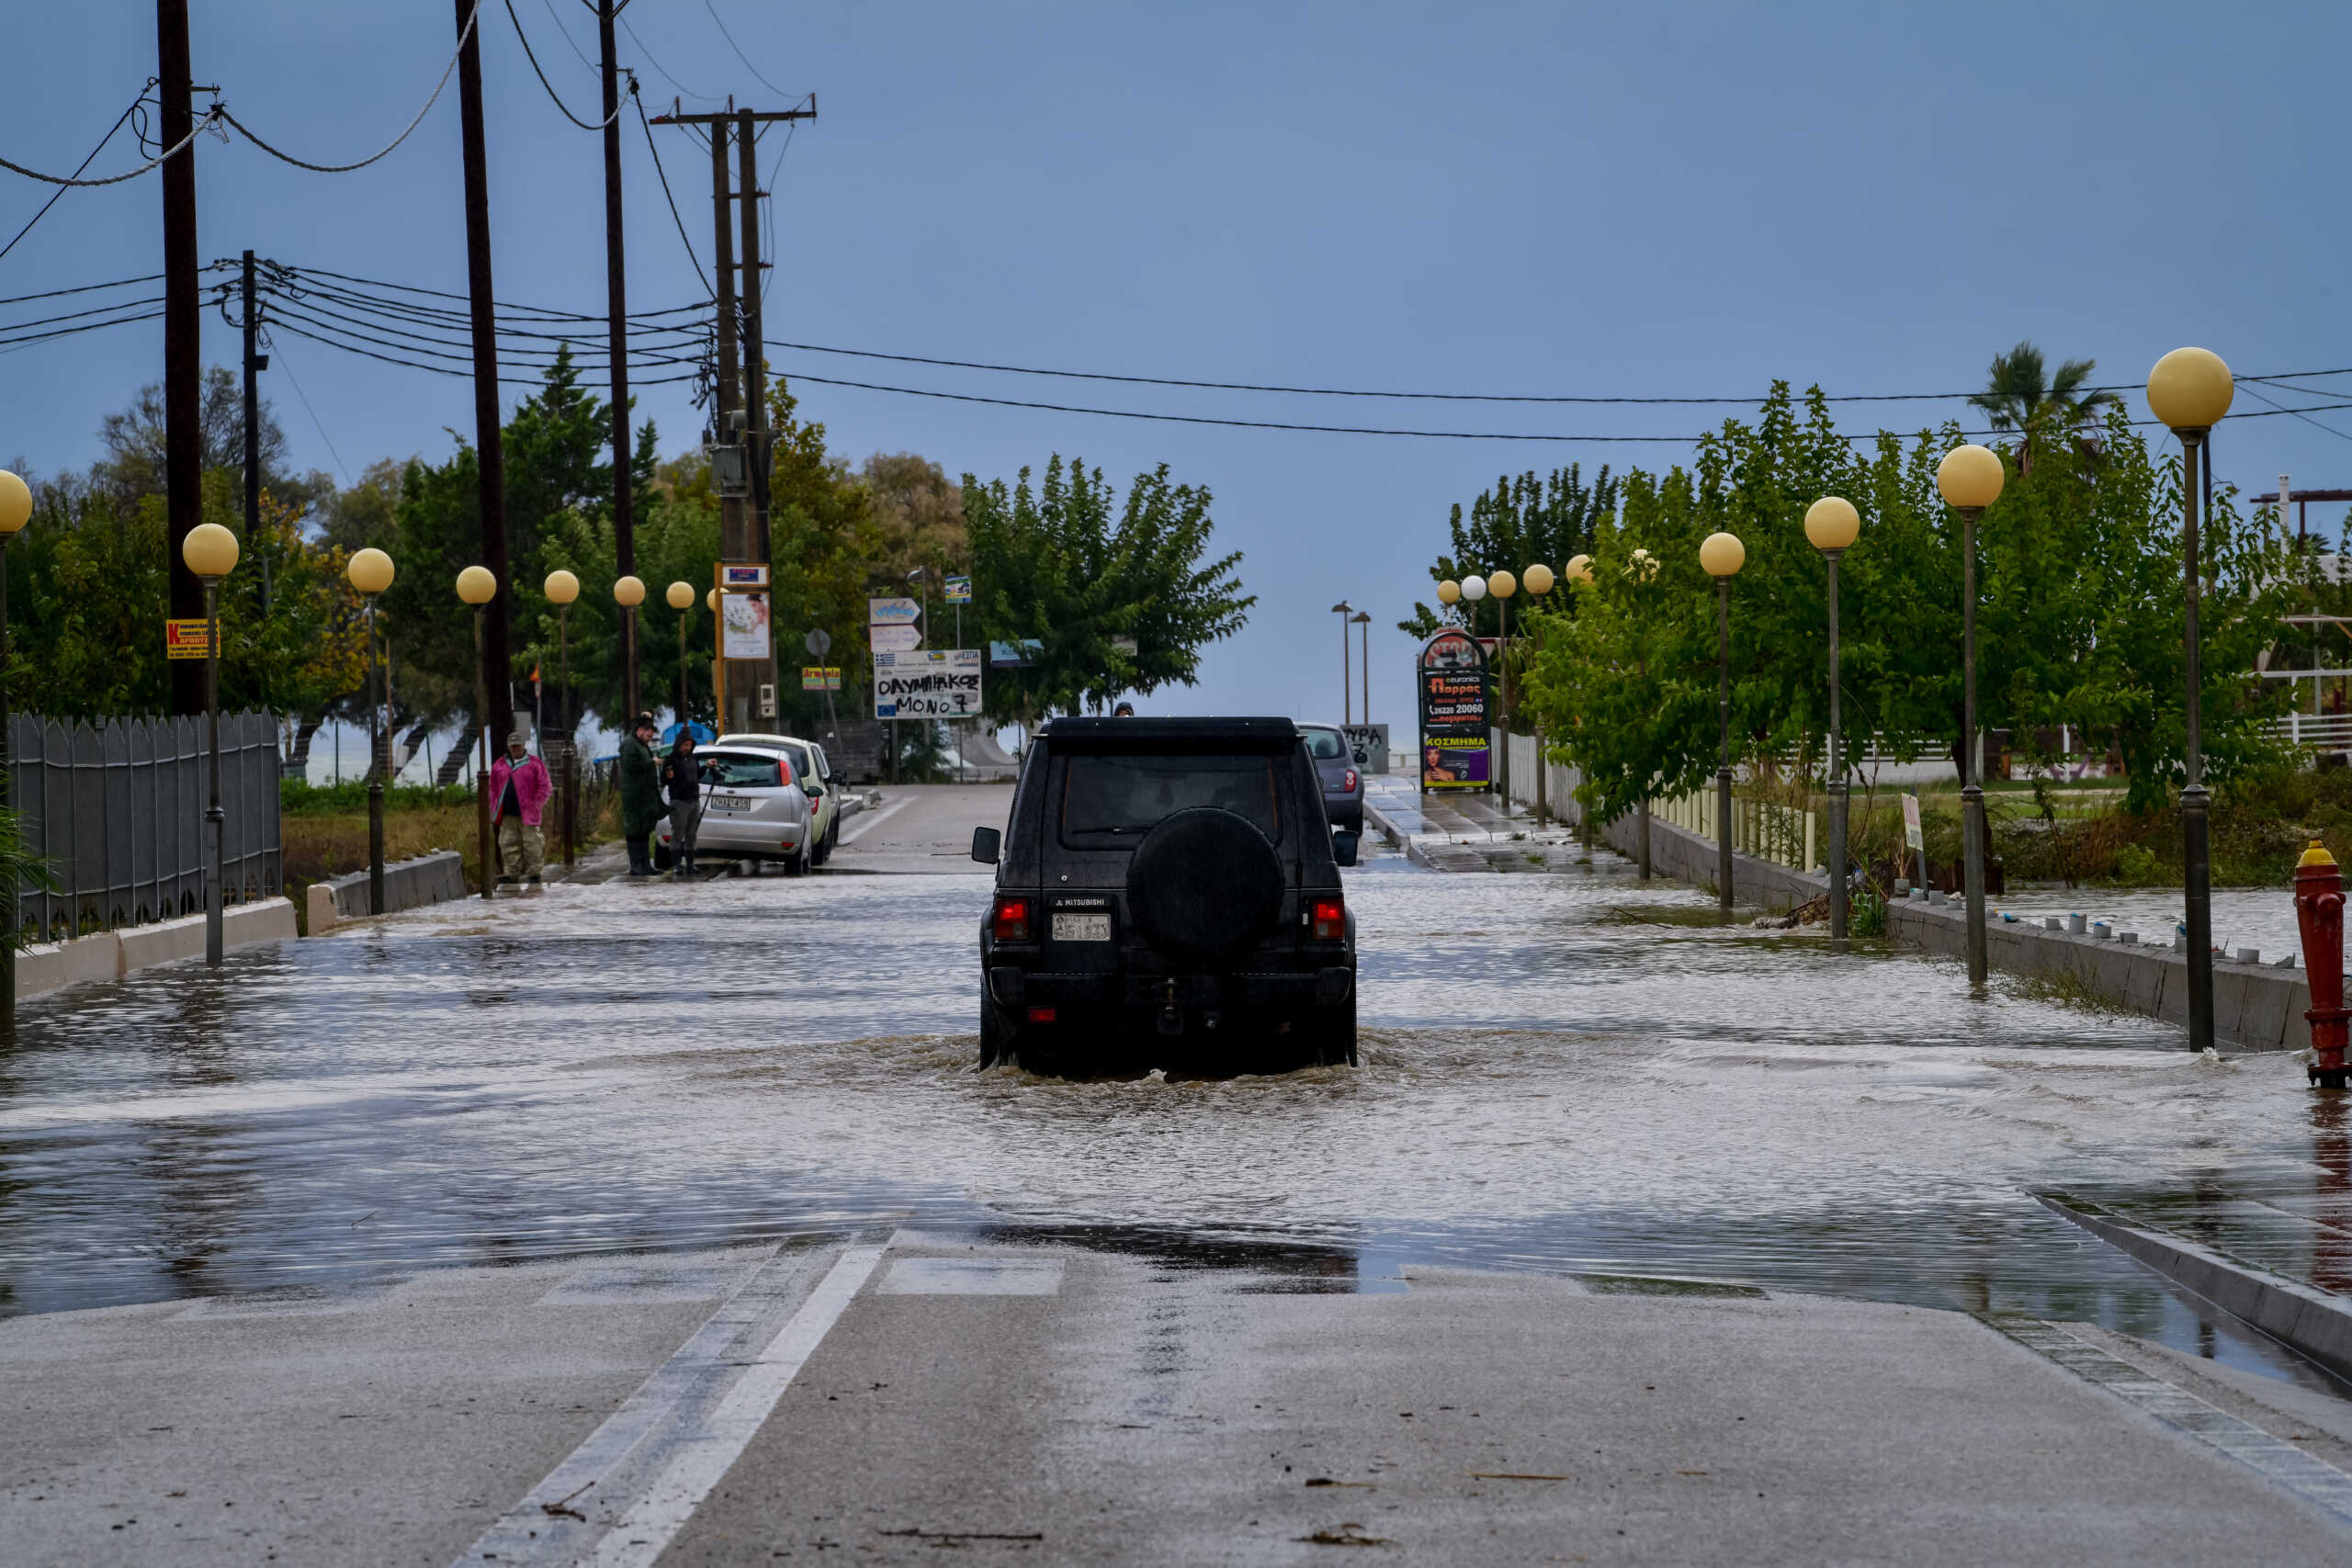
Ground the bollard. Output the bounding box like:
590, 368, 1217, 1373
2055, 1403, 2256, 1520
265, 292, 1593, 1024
2294, 840, 2350, 1090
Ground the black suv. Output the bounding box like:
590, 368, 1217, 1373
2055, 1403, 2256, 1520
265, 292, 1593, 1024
970, 716, 1359, 1074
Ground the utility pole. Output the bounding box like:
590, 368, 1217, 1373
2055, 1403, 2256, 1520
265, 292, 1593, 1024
241, 250, 270, 612
455, 0, 514, 745
160, 0, 204, 716
652, 100, 813, 735
598, 1, 638, 723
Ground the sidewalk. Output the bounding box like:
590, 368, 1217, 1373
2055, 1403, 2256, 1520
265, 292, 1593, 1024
1364, 775, 1631, 874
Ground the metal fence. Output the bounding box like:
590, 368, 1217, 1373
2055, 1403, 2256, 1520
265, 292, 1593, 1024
9, 711, 283, 940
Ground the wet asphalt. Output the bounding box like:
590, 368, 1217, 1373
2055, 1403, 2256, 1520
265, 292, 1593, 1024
7, 782, 2352, 1561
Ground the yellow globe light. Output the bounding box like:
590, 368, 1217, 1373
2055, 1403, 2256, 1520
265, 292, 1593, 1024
543, 569, 580, 606
1460, 574, 1487, 602
1699, 531, 1745, 578
1436, 579, 1461, 604
1522, 562, 1555, 596
1626, 547, 1657, 581
456, 565, 497, 605
1566, 553, 1593, 584
0, 469, 30, 536
2146, 346, 2233, 431
346, 547, 395, 596
1936, 445, 2005, 510
613, 574, 646, 608
182, 522, 240, 579
1804, 497, 1860, 553
666, 581, 695, 611
706, 588, 719, 613
1487, 569, 1518, 600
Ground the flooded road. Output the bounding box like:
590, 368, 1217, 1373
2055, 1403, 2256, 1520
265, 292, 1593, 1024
1, 801, 2339, 1389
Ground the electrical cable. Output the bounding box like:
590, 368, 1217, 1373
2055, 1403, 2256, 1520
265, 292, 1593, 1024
537, 0, 602, 73
503, 0, 624, 130
0, 96, 144, 263
0, 103, 221, 187
220, 0, 480, 174
277, 261, 706, 322
0, 308, 164, 351
260, 329, 354, 483
267, 314, 700, 387
698, 0, 794, 97
621, 12, 724, 101
635, 85, 714, 295
0, 273, 164, 306
2235, 381, 2352, 446
0, 294, 166, 333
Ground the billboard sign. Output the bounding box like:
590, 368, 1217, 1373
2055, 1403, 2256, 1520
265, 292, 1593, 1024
802, 666, 842, 691
720, 592, 771, 659
875, 649, 984, 718
1417, 630, 1489, 791
164, 618, 210, 660
944, 575, 972, 604
722, 564, 770, 587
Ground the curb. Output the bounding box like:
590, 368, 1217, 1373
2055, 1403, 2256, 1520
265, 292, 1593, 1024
2038, 1194, 2352, 1375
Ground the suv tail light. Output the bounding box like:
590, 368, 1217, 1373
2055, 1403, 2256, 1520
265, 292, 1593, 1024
1341, 768, 1358, 793
1310, 896, 1345, 942
992, 896, 1033, 942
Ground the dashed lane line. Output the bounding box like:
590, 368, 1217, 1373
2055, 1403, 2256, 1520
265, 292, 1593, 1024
451, 1235, 892, 1567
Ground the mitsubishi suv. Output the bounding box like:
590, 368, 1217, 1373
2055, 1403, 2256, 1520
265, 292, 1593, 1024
969, 716, 1359, 1075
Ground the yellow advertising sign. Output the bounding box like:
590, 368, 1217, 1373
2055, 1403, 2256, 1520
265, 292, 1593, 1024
164, 618, 210, 660
801, 666, 842, 691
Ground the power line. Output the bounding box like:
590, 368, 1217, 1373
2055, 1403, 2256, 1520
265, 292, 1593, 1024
698, 0, 795, 97
634, 85, 714, 295
0, 103, 220, 187
503, 0, 623, 130
537, 0, 601, 74
0, 273, 164, 307
620, 12, 723, 101
2236, 381, 2352, 446
220, 0, 481, 174
261, 329, 353, 483
0, 95, 144, 263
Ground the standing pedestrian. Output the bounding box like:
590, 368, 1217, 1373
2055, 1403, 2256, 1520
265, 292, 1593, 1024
618, 712, 664, 878
488, 730, 552, 888
662, 729, 705, 879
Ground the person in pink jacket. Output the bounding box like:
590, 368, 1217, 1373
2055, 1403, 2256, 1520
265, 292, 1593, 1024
489, 730, 553, 886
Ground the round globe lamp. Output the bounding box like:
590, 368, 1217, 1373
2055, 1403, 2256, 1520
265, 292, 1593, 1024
1487, 570, 1517, 600
543, 569, 580, 606
1522, 563, 1555, 597
1804, 497, 1860, 553
1461, 574, 1487, 602
1436, 579, 1461, 605
1698, 531, 1745, 578
2147, 347, 2233, 432
666, 581, 695, 612
613, 575, 646, 608
1936, 445, 2004, 511
347, 547, 395, 595
1566, 553, 1592, 584
706, 588, 719, 613
456, 565, 496, 605
183, 523, 240, 580
0, 469, 30, 536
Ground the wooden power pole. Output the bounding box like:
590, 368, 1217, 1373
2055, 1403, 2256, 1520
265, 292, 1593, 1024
159, 0, 204, 716
454, 0, 514, 746
597, 0, 638, 723
651, 101, 813, 735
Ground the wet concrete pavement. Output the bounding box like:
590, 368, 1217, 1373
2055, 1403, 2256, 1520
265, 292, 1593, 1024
10, 782, 2352, 1559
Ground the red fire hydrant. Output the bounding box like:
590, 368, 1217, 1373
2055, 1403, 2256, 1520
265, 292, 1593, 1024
2296, 840, 2350, 1089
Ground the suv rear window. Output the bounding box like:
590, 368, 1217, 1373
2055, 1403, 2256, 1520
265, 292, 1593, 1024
1303, 728, 1345, 759
1060, 753, 1283, 842
703, 751, 790, 787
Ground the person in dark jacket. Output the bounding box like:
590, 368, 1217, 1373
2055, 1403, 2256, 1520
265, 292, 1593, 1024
662, 730, 704, 878
617, 713, 664, 876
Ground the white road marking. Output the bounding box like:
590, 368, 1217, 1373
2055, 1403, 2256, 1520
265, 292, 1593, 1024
580, 1239, 891, 1568
878, 1257, 1063, 1295
835, 795, 911, 846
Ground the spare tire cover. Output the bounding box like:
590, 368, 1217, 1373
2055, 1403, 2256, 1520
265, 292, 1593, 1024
1125, 807, 1284, 968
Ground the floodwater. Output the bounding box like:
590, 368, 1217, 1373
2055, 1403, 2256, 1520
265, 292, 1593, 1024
2, 847, 2345, 1389
2004, 882, 2308, 964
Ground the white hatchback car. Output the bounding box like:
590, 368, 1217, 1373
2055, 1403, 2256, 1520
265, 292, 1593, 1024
713, 733, 843, 865
655, 745, 817, 875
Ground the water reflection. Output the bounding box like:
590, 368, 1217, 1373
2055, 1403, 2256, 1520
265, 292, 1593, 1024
0, 863, 2331, 1388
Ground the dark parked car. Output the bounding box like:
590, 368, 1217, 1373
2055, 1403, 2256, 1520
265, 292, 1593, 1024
1301, 723, 1364, 833
970, 716, 1359, 1075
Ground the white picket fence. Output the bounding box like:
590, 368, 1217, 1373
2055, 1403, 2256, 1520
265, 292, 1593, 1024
1651, 787, 1820, 874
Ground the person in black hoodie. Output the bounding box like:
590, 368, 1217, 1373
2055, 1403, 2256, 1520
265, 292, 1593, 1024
662, 730, 704, 878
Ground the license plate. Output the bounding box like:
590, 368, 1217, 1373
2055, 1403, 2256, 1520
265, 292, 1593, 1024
711, 794, 754, 813
1052, 912, 1112, 942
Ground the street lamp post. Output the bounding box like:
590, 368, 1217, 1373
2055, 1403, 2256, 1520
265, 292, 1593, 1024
1330, 601, 1354, 724
1489, 570, 1519, 812
458, 566, 498, 900
615, 570, 645, 733
1565, 555, 1594, 847
347, 548, 396, 918
1804, 499, 1860, 938
1521, 565, 1554, 821
0, 470, 30, 1024
545, 570, 580, 868
2148, 346, 2235, 1055
1461, 574, 1489, 796
1700, 533, 1745, 914
183, 523, 241, 962
1351, 610, 1372, 728
1936, 445, 2005, 987
667, 581, 695, 731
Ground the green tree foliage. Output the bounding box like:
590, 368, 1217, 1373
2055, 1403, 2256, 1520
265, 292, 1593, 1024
763, 383, 884, 729
1965, 341, 2120, 473
536, 456, 718, 728
962, 455, 1251, 727
1517, 384, 2294, 822
1400, 464, 1619, 642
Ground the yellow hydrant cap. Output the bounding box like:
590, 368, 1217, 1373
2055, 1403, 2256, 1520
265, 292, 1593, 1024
2300, 839, 2337, 869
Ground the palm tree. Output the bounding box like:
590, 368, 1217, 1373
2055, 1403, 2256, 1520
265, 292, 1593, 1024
1966, 341, 2120, 471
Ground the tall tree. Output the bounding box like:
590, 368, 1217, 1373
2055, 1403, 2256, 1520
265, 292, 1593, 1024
1965, 341, 2120, 473
1399, 463, 1619, 642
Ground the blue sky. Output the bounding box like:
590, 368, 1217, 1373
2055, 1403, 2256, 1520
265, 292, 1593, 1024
4, 1, 2348, 731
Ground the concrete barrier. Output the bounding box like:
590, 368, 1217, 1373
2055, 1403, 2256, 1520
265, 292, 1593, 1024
307, 850, 468, 933
15, 897, 299, 999
1599, 808, 1829, 912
